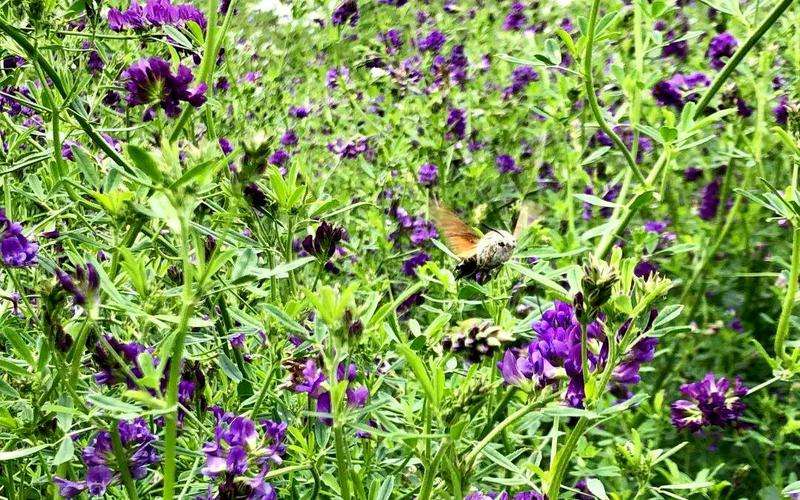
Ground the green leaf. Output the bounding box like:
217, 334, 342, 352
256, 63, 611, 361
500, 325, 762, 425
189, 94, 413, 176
509, 262, 569, 299
375, 476, 395, 500
218, 352, 243, 383
51, 437, 74, 466
586, 478, 609, 500
396, 343, 437, 405
263, 303, 307, 335
0, 443, 50, 461
126, 144, 164, 184
574, 193, 619, 208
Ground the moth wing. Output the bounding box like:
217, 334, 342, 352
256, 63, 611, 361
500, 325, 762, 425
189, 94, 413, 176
430, 204, 480, 258
513, 199, 539, 238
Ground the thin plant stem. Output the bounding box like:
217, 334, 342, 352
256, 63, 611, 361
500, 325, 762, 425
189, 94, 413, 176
582, 0, 646, 185
161, 209, 195, 500
110, 423, 140, 500
774, 227, 800, 360
333, 424, 352, 500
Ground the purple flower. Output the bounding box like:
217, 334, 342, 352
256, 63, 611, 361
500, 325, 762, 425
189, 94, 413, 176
230, 332, 246, 350
326, 66, 350, 89
502, 2, 527, 31
61, 140, 80, 161
417, 30, 446, 53
417, 163, 439, 186
633, 260, 658, 278
402, 251, 430, 276
288, 105, 311, 118
328, 137, 374, 160
774, 95, 789, 125
445, 107, 466, 141
707, 32, 738, 70
87, 49, 104, 75
218, 137, 233, 155
380, 29, 403, 54
108, 0, 207, 31
661, 30, 689, 60
670, 373, 748, 431
698, 177, 721, 220
202, 410, 286, 497
280, 129, 298, 147
269, 149, 291, 168
301, 221, 348, 260
409, 217, 438, 246
652, 72, 710, 108
497, 301, 627, 408
503, 65, 539, 98
495, 154, 522, 174
683, 166, 702, 181
332, 0, 359, 26
53, 477, 86, 498
346, 386, 369, 407
121, 58, 206, 118
0, 210, 38, 268
54, 419, 158, 496
56, 263, 100, 306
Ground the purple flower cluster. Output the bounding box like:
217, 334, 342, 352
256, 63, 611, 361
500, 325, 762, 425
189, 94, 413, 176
292, 360, 370, 427
707, 32, 738, 70
388, 206, 439, 247
201, 408, 286, 499
108, 0, 207, 31
53, 418, 159, 498
331, 0, 359, 26
327, 137, 374, 161
402, 251, 430, 276
495, 154, 522, 174
417, 30, 446, 53
498, 301, 657, 408
301, 221, 349, 261
430, 44, 469, 88
121, 58, 207, 118
652, 72, 710, 108
380, 29, 403, 55
697, 177, 721, 220
417, 162, 439, 186
502, 65, 539, 99
445, 107, 466, 141
465, 490, 545, 500
497, 301, 604, 407
502, 2, 527, 31
670, 373, 747, 432
0, 209, 38, 267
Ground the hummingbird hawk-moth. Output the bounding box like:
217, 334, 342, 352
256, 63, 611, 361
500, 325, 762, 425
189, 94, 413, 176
430, 200, 536, 280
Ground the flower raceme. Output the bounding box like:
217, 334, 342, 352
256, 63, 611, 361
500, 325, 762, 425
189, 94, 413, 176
120, 58, 207, 119
670, 373, 748, 432
0, 209, 38, 268
53, 418, 159, 498
497, 301, 658, 408
108, 0, 207, 31
201, 408, 286, 499
291, 359, 370, 429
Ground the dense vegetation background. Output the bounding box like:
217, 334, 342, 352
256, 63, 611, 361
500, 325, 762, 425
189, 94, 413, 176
0, 0, 799, 497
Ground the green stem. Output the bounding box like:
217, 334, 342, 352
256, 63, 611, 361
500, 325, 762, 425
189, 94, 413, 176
463, 399, 536, 469
110, 423, 139, 500
775, 227, 800, 360
161, 210, 195, 500
68, 316, 93, 385
333, 424, 352, 500
693, 0, 797, 118
583, 0, 646, 185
